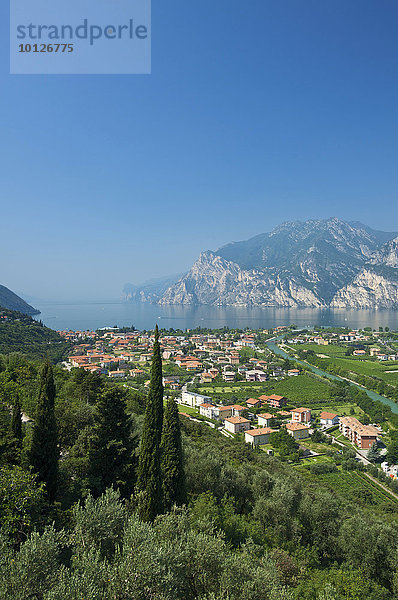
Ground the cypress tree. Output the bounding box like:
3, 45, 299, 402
10, 394, 23, 448
137, 324, 164, 521
161, 397, 186, 510
89, 386, 136, 497
29, 361, 58, 501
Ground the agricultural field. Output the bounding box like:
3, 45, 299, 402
298, 343, 398, 386
197, 374, 335, 405
312, 469, 398, 511
311, 403, 365, 418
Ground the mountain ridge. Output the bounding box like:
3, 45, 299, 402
125, 218, 398, 309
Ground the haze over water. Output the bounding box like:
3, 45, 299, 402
34, 301, 398, 332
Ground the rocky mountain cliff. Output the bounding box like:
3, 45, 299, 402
0, 284, 40, 315
126, 218, 398, 309
330, 237, 398, 309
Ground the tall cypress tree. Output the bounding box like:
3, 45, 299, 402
161, 397, 186, 510
137, 325, 164, 521
29, 361, 58, 501
10, 394, 23, 448
89, 386, 136, 497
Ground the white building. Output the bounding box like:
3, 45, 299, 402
181, 391, 212, 408
320, 411, 339, 427
199, 403, 219, 419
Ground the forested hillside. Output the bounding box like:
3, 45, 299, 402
0, 308, 68, 359
0, 332, 398, 599
0, 285, 39, 315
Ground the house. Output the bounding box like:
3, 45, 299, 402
353, 350, 366, 356
139, 353, 152, 362
181, 391, 212, 408
108, 370, 126, 378
259, 394, 287, 408
370, 347, 381, 357
217, 406, 233, 420
381, 462, 398, 479
246, 398, 262, 409
291, 407, 311, 424
245, 427, 276, 447
129, 369, 145, 377
228, 355, 240, 365
339, 417, 380, 449
230, 404, 246, 417
257, 413, 274, 427
199, 403, 219, 419
224, 416, 251, 434
287, 369, 300, 377
320, 411, 339, 426
223, 371, 236, 382
285, 422, 310, 440
201, 372, 214, 383
245, 370, 267, 382
162, 376, 180, 386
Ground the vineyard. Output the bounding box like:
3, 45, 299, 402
316, 469, 398, 511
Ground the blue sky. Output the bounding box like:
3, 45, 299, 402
1, 0, 398, 300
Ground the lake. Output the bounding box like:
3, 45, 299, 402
34, 301, 398, 332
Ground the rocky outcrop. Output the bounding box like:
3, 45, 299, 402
330, 237, 398, 309
159, 251, 324, 307
330, 269, 398, 309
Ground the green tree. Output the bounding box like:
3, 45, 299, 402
28, 361, 58, 501
161, 397, 186, 510
137, 325, 164, 521
89, 386, 137, 497
10, 394, 23, 449
0, 464, 45, 543
367, 442, 380, 464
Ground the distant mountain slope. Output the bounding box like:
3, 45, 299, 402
0, 307, 69, 359
159, 250, 323, 307
125, 218, 398, 309
0, 284, 39, 315
331, 237, 398, 308
122, 274, 183, 303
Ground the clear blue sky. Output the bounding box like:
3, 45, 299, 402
1, 0, 398, 300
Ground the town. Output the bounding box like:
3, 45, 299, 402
58, 324, 398, 483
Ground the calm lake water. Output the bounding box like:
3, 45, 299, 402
34, 301, 398, 332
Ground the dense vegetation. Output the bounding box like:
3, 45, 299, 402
1, 326, 398, 599
0, 308, 69, 359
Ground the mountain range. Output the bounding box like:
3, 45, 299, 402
0, 284, 40, 315
124, 218, 398, 309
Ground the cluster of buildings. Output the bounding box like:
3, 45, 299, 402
180, 391, 316, 446
287, 329, 398, 362
63, 328, 294, 386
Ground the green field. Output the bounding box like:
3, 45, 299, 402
311, 403, 364, 417
313, 469, 398, 510
197, 374, 335, 405
298, 343, 398, 386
